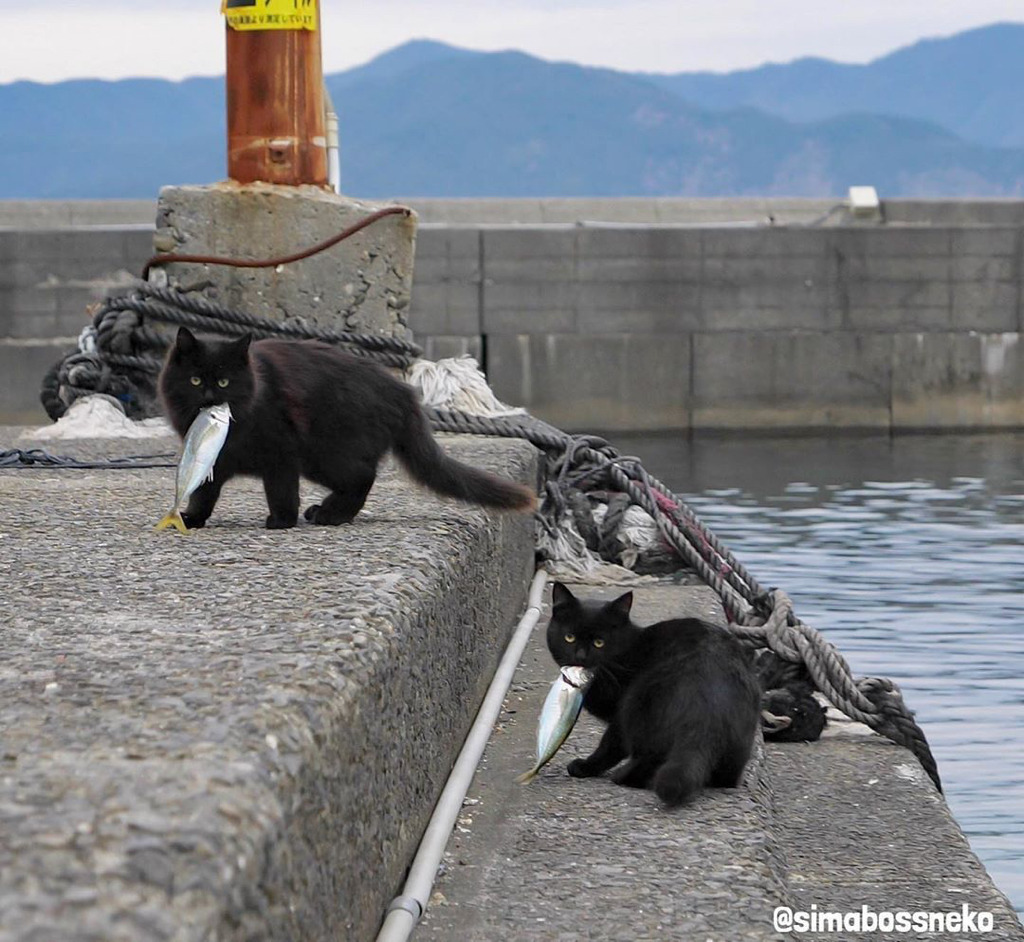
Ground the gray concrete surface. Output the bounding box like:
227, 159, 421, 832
0, 428, 537, 942
155, 184, 418, 337
0, 339, 76, 425
417, 582, 1023, 942
0, 201, 156, 228
417, 581, 789, 942
772, 724, 1023, 942
415, 223, 1024, 432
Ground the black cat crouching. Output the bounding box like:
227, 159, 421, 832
546, 583, 761, 807
158, 328, 536, 529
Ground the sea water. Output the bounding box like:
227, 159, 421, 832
615, 431, 1024, 916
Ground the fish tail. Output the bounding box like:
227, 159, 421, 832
154, 511, 189, 534
516, 767, 539, 784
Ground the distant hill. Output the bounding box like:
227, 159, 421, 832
328, 49, 1024, 198
0, 76, 225, 198
646, 23, 1024, 150
327, 38, 483, 91
2, 26, 1024, 199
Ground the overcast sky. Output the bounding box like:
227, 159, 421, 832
2, 1, 1022, 84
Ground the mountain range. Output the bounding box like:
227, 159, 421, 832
2, 23, 1024, 199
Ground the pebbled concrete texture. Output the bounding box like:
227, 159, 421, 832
155, 184, 418, 338
772, 716, 1024, 942
417, 582, 1023, 942
418, 583, 791, 942
0, 428, 537, 942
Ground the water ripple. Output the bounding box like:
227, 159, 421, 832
617, 432, 1024, 916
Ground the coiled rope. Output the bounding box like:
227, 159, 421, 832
28, 216, 941, 790
427, 408, 942, 791
41, 281, 423, 421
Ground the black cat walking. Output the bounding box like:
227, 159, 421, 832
546, 583, 761, 806
159, 328, 536, 529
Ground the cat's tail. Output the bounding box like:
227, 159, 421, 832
653, 747, 712, 808
393, 407, 537, 511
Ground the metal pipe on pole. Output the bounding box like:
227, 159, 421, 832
223, 0, 328, 186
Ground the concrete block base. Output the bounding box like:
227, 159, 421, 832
154, 184, 418, 336
0, 431, 537, 942
893, 332, 1024, 428
693, 331, 894, 430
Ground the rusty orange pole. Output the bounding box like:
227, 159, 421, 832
224, 1, 328, 186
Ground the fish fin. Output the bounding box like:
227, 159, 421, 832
154, 511, 189, 534
516, 768, 539, 784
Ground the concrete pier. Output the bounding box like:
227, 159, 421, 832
2, 197, 1023, 940
1, 427, 1022, 939
419, 583, 1024, 942
0, 427, 536, 942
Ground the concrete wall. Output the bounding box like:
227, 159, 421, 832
0, 227, 152, 423
3, 200, 1024, 430
410, 222, 1024, 431
8, 197, 1024, 227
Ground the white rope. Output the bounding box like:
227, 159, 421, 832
22, 395, 172, 441
405, 356, 526, 418
592, 503, 661, 570
537, 510, 657, 586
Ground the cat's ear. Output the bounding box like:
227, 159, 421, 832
173, 326, 198, 358
607, 591, 633, 620
232, 334, 252, 359
551, 582, 576, 610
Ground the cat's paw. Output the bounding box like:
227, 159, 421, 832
180, 513, 207, 529
303, 504, 321, 522
567, 759, 596, 778
611, 764, 651, 788
265, 515, 297, 530
305, 505, 350, 526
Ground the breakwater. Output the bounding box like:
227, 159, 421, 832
2, 198, 1024, 430
0, 428, 537, 941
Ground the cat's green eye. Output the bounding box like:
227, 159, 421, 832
217, 378, 230, 388
564, 634, 576, 643
593, 639, 605, 648
190, 376, 202, 386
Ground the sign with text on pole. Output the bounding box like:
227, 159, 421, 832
221, 0, 318, 32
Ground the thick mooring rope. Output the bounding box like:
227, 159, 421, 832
31, 282, 941, 791
428, 407, 942, 791
41, 281, 422, 421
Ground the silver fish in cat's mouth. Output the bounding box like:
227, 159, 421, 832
154, 403, 232, 534
517, 666, 594, 784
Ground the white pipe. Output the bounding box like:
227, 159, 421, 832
326, 111, 340, 194
324, 85, 341, 193
375, 568, 549, 942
